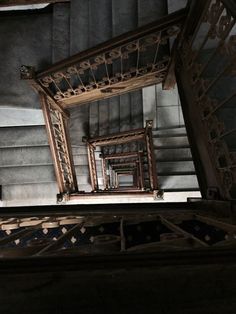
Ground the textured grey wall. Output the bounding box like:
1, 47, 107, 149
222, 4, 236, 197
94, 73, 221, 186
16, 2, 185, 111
0, 10, 52, 109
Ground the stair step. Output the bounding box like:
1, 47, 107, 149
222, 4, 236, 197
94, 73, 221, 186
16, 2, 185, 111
138, 0, 167, 26
0, 125, 48, 148
0, 8, 51, 110
0, 164, 97, 186
153, 136, 189, 147
73, 154, 88, 166
0, 146, 52, 166
75, 166, 102, 177
168, 0, 188, 13
0, 108, 44, 127
162, 187, 200, 192
52, 2, 70, 63
154, 148, 192, 160
152, 126, 186, 136
158, 171, 196, 176
119, 93, 131, 132
2, 182, 58, 201
108, 96, 120, 134
130, 90, 143, 129
0, 166, 56, 185
152, 133, 187, 138
70, 0, 88, 54
112, 0, 138, 36
154, 144, 190, 150
159, 175, 199, 190
99, 99, 109, 136
157, 161, 196, 173
0, 146, 93, 168
72, 145, 89, 155
89, 101, 99, 137
69, 105, 90, 146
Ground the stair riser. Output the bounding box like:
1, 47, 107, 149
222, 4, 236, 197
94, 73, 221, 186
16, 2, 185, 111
159, 175, 199, 190
157, 161, 195, 173
153, 136, 189, 148
2, 183, 58, 201
0, 147, 52, 166
154, 148, 193, 161
0, 126, 48, 148
0, 164, 101, 185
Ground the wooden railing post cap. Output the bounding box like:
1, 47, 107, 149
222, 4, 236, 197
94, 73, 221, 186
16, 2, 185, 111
20, 65, 35, 80
82, 136, 88, 143
146, 120, 153, 128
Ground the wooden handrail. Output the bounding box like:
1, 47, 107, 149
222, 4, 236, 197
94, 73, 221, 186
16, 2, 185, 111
36, 8, 187, 78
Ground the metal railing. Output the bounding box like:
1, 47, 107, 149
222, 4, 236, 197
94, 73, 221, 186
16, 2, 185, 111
176, 0, 236, 200
0, 212, 235, 258
40, 93, 78, 197
26, 9, 187, 107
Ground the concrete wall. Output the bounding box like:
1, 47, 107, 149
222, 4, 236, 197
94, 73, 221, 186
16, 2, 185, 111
0, 9, 53, 109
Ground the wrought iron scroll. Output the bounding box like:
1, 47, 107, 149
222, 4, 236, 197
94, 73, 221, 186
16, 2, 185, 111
33, 9, 187, 107
40, 93, 78, 196
177, 0, 236, 199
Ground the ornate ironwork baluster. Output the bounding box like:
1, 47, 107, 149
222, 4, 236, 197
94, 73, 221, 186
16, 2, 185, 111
40, 93, 78, 197
32, 9, 186, 107
145, 120, 159, 191
177, 0, 236, 199
86, 142, 98, 192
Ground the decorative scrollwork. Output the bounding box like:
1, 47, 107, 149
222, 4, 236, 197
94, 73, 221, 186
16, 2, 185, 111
224, 35, 236, 57
54, 91, 64, 100
94, 54, 106, 64
35, 12, 184, 105
207, 115, 225, 140
144, 33, 161, 45
217, 11, 234, 39
200, 96, 218, 119
166, 25, 181, 37
20, 65, 35, 79
41, 76, 53, 87
206, 0, 224, 26
179, 0, 236, 199
193, 78, 209, 100
67, 66, 78, 74
190, 63, 204, 85
222, 169, 233, 190
53, 72, 64, 84
106, 49, 121, 64
64, 89, 74, 98
80, 60, 90, 70
126, 41, 139, 52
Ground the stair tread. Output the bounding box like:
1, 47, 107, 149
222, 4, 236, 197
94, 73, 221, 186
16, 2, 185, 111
0, 125, 48, 148
157, 171, 196, 176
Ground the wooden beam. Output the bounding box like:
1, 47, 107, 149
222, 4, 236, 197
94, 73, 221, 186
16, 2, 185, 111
0, 0, 69, 7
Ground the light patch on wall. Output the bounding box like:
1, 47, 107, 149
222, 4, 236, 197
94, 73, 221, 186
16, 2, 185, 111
0, 4, 49, 11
